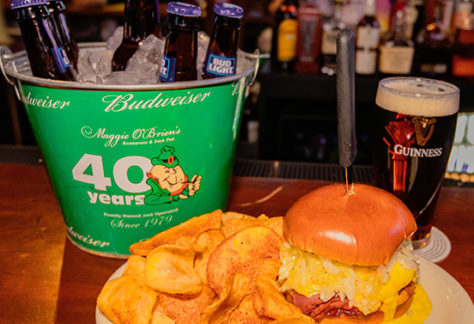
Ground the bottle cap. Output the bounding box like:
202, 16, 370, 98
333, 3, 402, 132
11, 0, 48, 9
167, 1, 201, 17
214, 3, 244, 19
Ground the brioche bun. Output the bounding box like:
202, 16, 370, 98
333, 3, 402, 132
283, 183, 417, 266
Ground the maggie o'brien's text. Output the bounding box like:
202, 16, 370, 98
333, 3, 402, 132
102, 91, 212, 112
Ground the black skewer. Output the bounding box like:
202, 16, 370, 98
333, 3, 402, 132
336, 29, 357, 195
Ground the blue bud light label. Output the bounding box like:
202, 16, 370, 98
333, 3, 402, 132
204, 54, 236, 77
160, 55, 176, 82
51, 47, 71, 73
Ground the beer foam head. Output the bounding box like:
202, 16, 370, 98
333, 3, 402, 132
376, 77, 459, 117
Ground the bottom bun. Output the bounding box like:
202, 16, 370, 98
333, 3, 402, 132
319, 295, 414, 324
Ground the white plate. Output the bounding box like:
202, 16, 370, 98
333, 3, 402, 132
96, 257, 474, 324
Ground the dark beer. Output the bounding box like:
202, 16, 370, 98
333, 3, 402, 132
202, 3, 243, 79
159, 2, 201, 82
12, 0, 75, 81
46, 0, 79, 69
112, 0, 161, 71
373, 77, 459, 247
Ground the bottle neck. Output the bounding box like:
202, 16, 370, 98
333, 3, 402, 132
123, 0, 160, 41
364, 0, 376, 16
334, 1, 343, 21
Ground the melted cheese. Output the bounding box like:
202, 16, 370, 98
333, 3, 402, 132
278, 241, 418, 318
385, 284, 432, 323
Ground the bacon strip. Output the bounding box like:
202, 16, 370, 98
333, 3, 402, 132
290, 282, 416, 322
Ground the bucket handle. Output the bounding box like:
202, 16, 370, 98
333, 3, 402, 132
0, 46, 21, 100
244, 49, 269, 87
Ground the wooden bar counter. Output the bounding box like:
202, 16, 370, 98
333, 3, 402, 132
0, 162, 472, 323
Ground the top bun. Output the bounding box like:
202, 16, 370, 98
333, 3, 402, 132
283, 184, 417, 266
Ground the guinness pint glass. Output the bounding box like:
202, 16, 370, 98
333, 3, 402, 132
373, 77, 459, 248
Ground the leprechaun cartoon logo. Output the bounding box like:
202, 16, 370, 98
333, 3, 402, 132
144, 145, 202, 205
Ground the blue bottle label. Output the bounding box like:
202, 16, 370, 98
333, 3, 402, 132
160, 55, 176, 82
204, 54, 236, 77
51, 47, 71, 73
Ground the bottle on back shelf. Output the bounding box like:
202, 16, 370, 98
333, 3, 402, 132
320, 0, 345, 76
11, 0, 75, 81
355, 0, 380, 75
295, 0, 322, 73
159, 2, 201, 82
452, 0, 474, 77
46, 0, 78, 69
378, 0, 415, 75
414, 0, 454, 77
272, 0, 298, 72
203, 3, 243, 79
112, 0, 161, 71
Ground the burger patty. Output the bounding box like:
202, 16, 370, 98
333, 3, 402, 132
290, 281, 416, 322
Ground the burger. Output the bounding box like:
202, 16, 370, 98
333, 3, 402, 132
278, 183, 431, 323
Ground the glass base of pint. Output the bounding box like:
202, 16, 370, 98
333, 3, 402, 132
411, 226, 432, 249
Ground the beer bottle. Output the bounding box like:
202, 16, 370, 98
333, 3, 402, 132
272, 0, 298, 72
202, 3, 243, 79
46, 0, 79, 69
159, 2, 201, 82
112, 0, 161, 71
11, 0, 75, 81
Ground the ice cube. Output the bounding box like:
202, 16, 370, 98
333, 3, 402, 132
197, 31, 210, 75
107, 26, 124, 52
124, 35, 163, 84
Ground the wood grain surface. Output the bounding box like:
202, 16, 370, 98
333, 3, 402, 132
0, 163, 472, 324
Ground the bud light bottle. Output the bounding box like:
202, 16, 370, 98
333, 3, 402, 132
11, 0, 75, 81
46, 0, 79, 69
203, 3, 243, 79
159, 2, 201, 82
112, 0, 161, 71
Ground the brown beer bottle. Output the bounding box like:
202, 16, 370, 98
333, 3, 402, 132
46, 0, 79, 69
159, 2, 201, 82
202, 3, 243, 79
11, 0, 75, 81
112, 0, 161, 71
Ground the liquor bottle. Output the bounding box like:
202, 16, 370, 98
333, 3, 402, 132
295, 0, 322, 73
203, 3, 243, 79
272, 0, 298, 72
159, 2, 201, 82
11, 0, 75, 81
379, 1, 415, 75
452, 0, 474, 77
355, 0, 380, 75
46, 0, 78, 69
414, 0, 453, 76
320, 0, 345, 76
112, 0, 161, 71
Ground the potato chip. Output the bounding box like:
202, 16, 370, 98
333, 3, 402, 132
97, 276, 157, 324
221, 211, 257, 222
221, 218, 262, 238
253, 276, 308, 322
123, 255, 147, 284
151, 304, 175, 324
263, 217, 283, 237
146, 245, 202, 294
130, 210, 223, 256
157, 285, 216, 324
193, 229, 226, 253
207, 226, 282, 296
227, 294, 270, 324
194, 230, 226, 283
200, 273, 251, 324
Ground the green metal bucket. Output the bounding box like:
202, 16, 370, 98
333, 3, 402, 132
1, 43, 260, 257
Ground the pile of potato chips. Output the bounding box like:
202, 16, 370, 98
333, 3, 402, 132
97, 210, 314, 324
